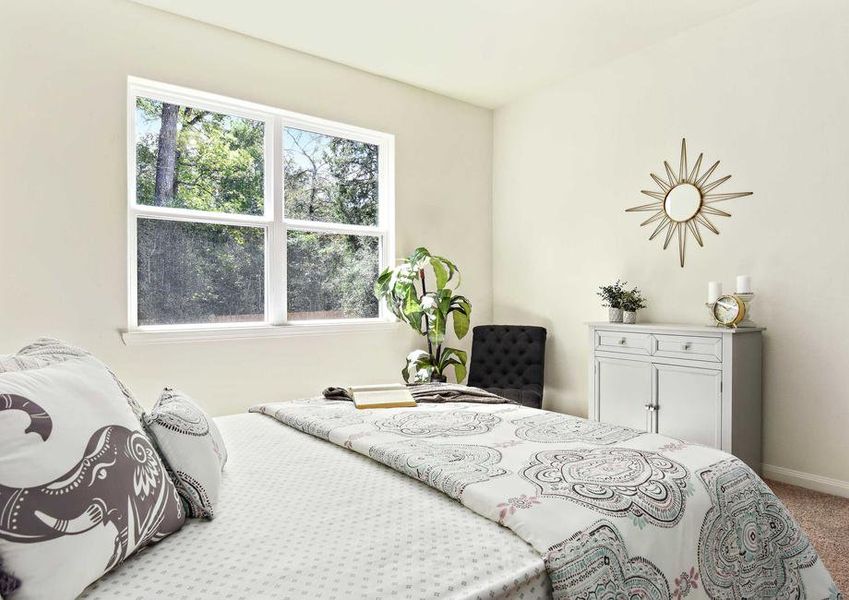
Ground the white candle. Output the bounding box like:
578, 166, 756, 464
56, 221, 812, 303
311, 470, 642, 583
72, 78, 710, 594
736, 275, 752, 294
708, 281, 722, 303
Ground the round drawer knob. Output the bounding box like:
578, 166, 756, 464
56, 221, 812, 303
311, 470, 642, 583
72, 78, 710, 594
619, 338, 626, 345
682, 343, 692, 350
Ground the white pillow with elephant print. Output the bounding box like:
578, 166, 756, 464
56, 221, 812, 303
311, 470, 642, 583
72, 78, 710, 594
145, 388, 227, 519
0, 339, 185, 599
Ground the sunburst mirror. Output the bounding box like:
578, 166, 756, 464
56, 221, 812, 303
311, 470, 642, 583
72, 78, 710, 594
626, 139, 752, 267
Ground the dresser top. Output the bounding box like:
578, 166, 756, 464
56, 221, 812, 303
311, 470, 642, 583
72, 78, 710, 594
585, 322, 765, 334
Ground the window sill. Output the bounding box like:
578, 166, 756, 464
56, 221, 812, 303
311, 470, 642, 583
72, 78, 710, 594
120, 320, 402, 345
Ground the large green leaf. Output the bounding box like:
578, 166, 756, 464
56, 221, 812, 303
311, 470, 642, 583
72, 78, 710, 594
452, 307, 470, 339
446, 294, 471, 339
433, 254, 458, 282
438, 347, 468, 383
430, 257, 449, 289
402, 349, 434, 383
408, 247, 432, 272
419, 292, 445, 346
453, 362, 467, 383
374, 268, 392, 296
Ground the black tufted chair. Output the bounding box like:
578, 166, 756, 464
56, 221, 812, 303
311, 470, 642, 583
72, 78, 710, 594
467, 325, 547, 409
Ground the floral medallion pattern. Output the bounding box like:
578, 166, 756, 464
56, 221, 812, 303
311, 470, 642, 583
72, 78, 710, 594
369, 441, 506, 499
253, 399, 839, 599
545, 520, 670, 599
698, 459, 819, 599
522, 448, 690, 527
152, 390, 210, 436
513, 413, 642, 445
374, 410, 501, 438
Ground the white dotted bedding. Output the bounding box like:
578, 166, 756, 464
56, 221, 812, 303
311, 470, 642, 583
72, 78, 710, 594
81, 413, 550, 600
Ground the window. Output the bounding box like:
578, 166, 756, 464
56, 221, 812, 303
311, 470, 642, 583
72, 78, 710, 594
127, 78, 395, 341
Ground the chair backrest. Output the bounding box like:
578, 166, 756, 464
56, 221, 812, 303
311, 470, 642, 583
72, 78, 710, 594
467, 325, 547, 408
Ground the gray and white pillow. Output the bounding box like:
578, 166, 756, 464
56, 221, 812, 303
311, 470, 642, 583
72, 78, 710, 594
145, 389, 226, 519
0, 339, 185, 599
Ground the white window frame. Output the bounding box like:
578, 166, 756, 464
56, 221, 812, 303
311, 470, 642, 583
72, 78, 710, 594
123, 77, 397, 345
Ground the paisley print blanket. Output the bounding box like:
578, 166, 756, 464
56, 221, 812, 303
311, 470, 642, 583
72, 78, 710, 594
250, 399, 840, 600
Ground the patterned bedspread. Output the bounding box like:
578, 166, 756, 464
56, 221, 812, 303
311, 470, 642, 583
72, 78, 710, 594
251, 399, 840, 600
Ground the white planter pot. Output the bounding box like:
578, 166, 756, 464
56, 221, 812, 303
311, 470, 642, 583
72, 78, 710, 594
623, 310, 637, 324
608, 308, 623, 323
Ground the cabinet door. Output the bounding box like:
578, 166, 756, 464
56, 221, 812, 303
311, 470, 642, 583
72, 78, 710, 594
654, 364, 722, 448
594, 357, 652, 432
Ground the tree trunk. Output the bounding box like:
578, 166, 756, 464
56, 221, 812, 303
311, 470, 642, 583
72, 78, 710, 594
154, 103, 179, 206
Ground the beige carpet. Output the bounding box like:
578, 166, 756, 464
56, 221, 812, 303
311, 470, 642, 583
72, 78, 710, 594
767, 480, 849, 593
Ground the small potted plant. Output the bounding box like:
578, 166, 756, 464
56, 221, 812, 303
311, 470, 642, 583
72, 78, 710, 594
621, 288, 647, 324
597, 280, 627, 323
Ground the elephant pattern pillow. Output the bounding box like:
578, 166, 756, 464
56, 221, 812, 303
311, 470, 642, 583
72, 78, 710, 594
0, 339, 185, 599
145, 388, 227, 519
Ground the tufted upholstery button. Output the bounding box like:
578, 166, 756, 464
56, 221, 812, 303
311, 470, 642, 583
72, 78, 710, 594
467, 325, 547, 409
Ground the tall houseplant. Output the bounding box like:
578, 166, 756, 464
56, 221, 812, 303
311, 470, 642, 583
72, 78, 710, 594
374, 247, 472, 383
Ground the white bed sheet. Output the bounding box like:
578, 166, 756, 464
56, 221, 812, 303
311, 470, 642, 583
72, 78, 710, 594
81, 413, 550, 600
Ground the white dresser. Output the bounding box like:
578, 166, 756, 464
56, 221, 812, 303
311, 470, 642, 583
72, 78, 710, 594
587, 322, 764, 472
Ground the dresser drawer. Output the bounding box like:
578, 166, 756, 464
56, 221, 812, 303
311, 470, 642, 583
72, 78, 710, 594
595, 330, 653, 355
653, 334, 722, 363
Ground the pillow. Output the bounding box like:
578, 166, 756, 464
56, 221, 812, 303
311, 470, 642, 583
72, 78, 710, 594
0, 339, 185, 599
145, 389, 226, 519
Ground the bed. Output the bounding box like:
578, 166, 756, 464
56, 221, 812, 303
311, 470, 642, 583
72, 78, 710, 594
248, 398, 840, 600
80, 413, 550, 600
79, 397, 840, 600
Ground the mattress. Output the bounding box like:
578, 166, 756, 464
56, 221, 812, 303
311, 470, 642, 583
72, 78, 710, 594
81, 413, 550, 600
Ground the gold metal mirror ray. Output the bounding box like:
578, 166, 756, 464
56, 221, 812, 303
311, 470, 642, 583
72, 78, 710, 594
626, 139, 752, 267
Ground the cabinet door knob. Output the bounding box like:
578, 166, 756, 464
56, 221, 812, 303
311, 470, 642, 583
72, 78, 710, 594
619, 338, 627, 345
682, 342, 692, 350
644, 404, 658, 411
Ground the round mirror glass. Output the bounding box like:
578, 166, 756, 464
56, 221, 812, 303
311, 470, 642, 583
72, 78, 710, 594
664, 183, 702, 222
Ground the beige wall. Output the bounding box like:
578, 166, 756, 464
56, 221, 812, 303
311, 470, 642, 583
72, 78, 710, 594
0, 0, 493, 415
493, 0, 849, 484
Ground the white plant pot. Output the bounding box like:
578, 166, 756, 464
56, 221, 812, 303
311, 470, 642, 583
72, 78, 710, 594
623, 310, 637, 324
608, 308, 623, 323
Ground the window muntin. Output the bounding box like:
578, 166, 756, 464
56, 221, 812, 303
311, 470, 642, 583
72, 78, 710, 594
128, 78, 394, 332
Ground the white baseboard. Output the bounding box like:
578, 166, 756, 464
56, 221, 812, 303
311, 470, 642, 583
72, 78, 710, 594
762, 463, 849, 499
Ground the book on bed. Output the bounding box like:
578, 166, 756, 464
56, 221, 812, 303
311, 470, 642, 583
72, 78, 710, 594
349, 384, 416, 409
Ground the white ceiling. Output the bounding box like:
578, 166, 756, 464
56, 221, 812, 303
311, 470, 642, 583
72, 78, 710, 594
130, 0, 755, 108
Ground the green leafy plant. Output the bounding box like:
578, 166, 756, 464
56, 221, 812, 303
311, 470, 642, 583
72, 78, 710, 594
374, 247, 472, 383
621, 288, 647, 312
597, 279, 628, 309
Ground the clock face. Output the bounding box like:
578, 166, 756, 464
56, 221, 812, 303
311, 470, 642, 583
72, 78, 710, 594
713, 295, 741, 325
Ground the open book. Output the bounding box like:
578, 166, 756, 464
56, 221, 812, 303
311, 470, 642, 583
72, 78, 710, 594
349, 384, 416, 409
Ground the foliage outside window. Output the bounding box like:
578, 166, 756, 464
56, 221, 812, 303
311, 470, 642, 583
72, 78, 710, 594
129, 79, 393, 331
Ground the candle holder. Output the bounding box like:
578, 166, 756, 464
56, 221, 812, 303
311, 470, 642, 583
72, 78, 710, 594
705, 302, 718, 326
736, 292, 756, 327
